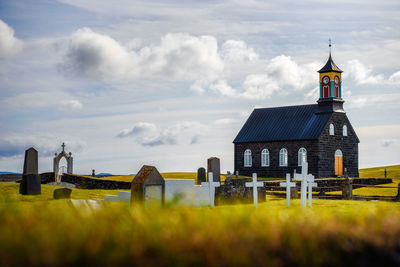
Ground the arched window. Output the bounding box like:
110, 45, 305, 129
343, 125, 347, 136
244, 149, 252, 167
329, 124, 334, 135
279, 148, 288, 167
298, 148, 307, 167
261, 149, 269, 167
335, 149, 343, 157
322, 76, 330, 97
334, 76, 340, 97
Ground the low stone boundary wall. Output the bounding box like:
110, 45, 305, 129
265, 178, 393, 192
60, 174, 131, 189
216, 178, 266, 204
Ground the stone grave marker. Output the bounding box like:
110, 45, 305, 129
19, 147, 41, 195
280, 173, 296, 207
245, 173, 264, 208
53, 188, 72, 199
207, 157, 220, 182
131, 165, 165, 205
201, 172, 220, 207
197, 167, 206, 185
342, 176, 353, 200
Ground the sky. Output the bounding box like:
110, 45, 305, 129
0, 0, 399, 174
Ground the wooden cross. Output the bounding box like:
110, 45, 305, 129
245, 173, 264, 208
280, 173, 296, 207
201, 172, 220, 208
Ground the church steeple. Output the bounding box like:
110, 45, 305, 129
318, 40, 343, 99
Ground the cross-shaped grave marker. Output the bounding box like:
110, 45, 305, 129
201, 172, 220, 207
280, 173, 297, 207
306, 175, 317, 207
245, 173, 264, 208
294, 162, 310, 209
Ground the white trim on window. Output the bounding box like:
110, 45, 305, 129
329, 124, 334, 135
261, 149, 269, 167
279, 148, 288, 167
298, 147, 307, 167
343, 125, 347, 136
244, 149, 252, 167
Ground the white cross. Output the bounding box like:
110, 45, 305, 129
245, 173, 264, 207
280, 173, 296, 207
201, 172, 220, 207
294, 162, 310, 209
305, 174, 317, 207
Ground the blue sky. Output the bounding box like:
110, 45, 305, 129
0, 0, 399, 174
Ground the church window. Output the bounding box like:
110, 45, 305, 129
343, 125, 347, 136
244, 149, 252, 167
279, 148, 288, 167
261, 149, 269, 167
322, 76, 330, 97
329, 124, 334, 135
334, 76, 340, 97
298, 148, 307, 167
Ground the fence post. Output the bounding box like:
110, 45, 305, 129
395, 183, 400, 202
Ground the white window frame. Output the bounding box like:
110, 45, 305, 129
329, 124, 334, 135
244, 149, 252, 167
343, 125, 347, 136
298, 147, 307, 167
279, 148, 288, 167
335, 149, 343, 157
261, 149, 269, 167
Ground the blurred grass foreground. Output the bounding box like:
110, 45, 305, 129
0, 165, 399, 266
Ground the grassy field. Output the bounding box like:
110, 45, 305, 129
0, 165, 399, 266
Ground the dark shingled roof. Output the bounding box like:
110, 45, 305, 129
233, 104, 332, 143
318, 54, 343, 73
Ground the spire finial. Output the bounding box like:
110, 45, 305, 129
329, 38, 332, 55
62, 142, 65, 151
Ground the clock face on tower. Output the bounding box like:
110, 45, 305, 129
334, 76, 339, 84
323, 77, 330, 84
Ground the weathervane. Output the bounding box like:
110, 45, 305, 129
329, 38, 332, 54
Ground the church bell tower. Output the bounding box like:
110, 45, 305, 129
318, 40, 343, 99
317, 40, 345, 113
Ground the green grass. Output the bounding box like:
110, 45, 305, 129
0, 198, 399, 266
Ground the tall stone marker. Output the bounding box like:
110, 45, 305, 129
197, 167, 206, 185
131, 165, 165, 205
19, 147, 41, 195
207, 157, 220, 182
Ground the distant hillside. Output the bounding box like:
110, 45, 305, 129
0, 172, 21, 175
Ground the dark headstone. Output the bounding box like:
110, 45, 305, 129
207, 157, 220, 182
53, 188, 72, 199
92, 169, 95, 177
19, 147, 41, 195
131, 165, 165, 204
384, 168, 387, 178
342, 177, 353, 200
225, 176, 233, 186
196, 167, 206, 185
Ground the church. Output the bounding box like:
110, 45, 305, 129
233, 48, 360, 178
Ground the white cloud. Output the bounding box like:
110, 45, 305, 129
1, 91, 83, 112
389, 71, 400, 85
210, 80, 237, 97
221, 40, 258, 63
117, 121, 209, 147
241, 73, 279, 99
345, 59, 384, 85
0, 19, 22, 58
0, 134, 86, 157
381, 139, 396, 147
214, 118, 235, 125
60, 29, 224, 82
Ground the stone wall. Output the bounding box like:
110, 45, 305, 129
234, 140, 319, 178
61, 174, 131, 189
317, 112, 359, 177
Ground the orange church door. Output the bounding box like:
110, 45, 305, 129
334, 149, 343, 176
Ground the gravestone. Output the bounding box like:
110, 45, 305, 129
196, 167, 206, 185
19, 147, 41, 195
280, 173, 296, 207
245, 173, 264, 207
131, 165, 165, 205
53, 188, 72, 199
342, 176, 353, 200
207, 157, 220, 182
92, 169, 95, 177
